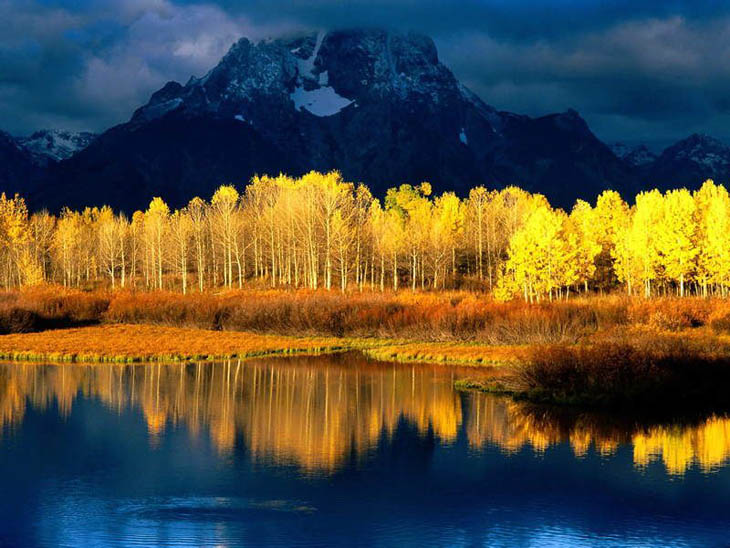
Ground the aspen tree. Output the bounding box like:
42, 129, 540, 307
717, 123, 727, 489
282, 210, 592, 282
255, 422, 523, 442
187, 197, 207, 291
145, 197, 170, 289
210, 185, 240, 288
466, 186, 489, 281
694, 180, 730, 296
657, 189, 696, 297
568, 200, 601, 293
593, 190, 629, 289
169, 209, 192, 294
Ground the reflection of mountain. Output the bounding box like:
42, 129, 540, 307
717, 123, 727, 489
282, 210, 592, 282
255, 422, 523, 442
2, 357, 730, 476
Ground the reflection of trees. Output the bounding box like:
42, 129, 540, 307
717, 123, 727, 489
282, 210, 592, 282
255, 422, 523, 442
464, 399, 730, 475
2, 358, 730, 476
0, 357, 463, 472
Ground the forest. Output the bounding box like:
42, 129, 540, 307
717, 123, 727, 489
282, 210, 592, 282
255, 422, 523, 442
0, 171, 727, 301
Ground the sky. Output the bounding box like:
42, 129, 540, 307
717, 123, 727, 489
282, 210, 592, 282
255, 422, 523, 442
3, 0, 730, 150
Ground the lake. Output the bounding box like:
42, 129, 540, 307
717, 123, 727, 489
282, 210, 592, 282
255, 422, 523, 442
1, 353, 729, 547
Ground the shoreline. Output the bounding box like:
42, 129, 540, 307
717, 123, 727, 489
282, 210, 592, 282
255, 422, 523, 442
0, 324, 523, 367
3, 320, 730, 413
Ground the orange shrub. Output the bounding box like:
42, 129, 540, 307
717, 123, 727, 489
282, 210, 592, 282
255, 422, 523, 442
521, 334, 730, 407
0, 287, 110, 333
103, 289, 610, 341
628, 298, 715, 331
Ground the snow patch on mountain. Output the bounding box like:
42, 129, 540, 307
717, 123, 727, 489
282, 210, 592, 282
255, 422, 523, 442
459, 128, 468, 145
291, 86, 353, 117
297, 31, 324, 79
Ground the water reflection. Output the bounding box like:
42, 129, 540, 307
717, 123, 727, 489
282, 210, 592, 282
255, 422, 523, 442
2, 354, 730, 476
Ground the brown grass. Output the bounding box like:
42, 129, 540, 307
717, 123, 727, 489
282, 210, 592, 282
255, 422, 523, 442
4, 286, 724, 345
102, 289, 619, 342
0, 324, 354, 362
364, 342, 528, 366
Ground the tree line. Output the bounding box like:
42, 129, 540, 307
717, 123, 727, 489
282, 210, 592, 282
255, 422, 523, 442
1, 171, 728, 300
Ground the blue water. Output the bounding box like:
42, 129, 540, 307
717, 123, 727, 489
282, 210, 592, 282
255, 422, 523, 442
0, 356, 729, 547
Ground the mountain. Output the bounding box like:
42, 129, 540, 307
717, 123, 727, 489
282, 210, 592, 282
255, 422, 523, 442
645, 134, 730, 190
17, 130, 97, 166
610, 142, 658, 167
22, 29, 635, 212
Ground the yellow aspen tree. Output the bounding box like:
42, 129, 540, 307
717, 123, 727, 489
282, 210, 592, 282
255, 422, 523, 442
502, 201, 565, 302
305, 171, 353, 291
656, 189, 697, 296
555, 209, 580, 298
432, 192, 463, 289
612, 190, 661, 297
53, 209, 81, 287
568, 200, 601, 293
0, 194, 34, 287
631, 190, 663, 297
385, 182, 433, 290
368, 200, 388, 291
466, 186, 490, 282
353, 184, 374, 290
694, 180, 730, 296
30, 211, 55, 282
129, 211, 145, 288
210, 185, 240, 288
145, 197, 170, 289
187, 197, 207, 291
115, 214, 129, 288
96, 205, 121, 288
593, 190, 629, 290
169, 209, 193, 294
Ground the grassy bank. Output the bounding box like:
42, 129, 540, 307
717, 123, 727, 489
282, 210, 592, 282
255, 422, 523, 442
0, 324, 361, 363
0, 323, 527, 365
362, 342, 527, 367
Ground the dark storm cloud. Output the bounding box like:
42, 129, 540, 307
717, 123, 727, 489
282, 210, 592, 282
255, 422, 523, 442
2, 0, 730, 148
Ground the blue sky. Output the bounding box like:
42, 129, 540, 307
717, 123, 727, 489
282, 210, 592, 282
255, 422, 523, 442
3, 0, 730, 149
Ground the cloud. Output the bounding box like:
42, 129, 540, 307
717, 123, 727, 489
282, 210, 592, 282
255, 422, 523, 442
0, 0, 296, 134
438, 14, 730, 146
72, 3, 253, 128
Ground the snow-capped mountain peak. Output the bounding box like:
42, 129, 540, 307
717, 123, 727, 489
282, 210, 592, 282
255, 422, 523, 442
18, 129, 97, 164
131, 29, 491, 127
664, 133, 730, 170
